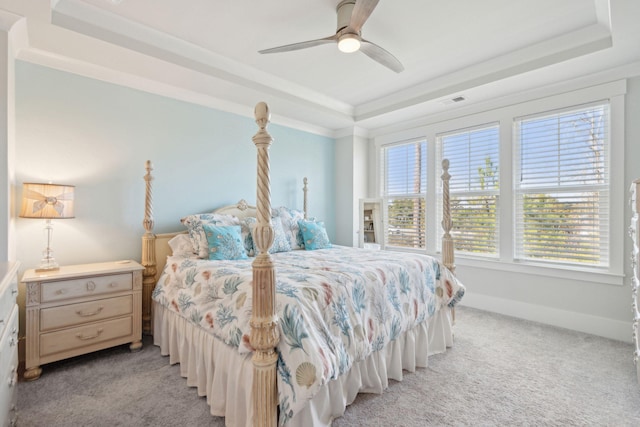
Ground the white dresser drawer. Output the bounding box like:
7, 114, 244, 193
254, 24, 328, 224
40, 316, 133, 358
0, 272, 17, 337
41, 273, 133, 303
0, 306, 18, 427
40, 295, 133, 332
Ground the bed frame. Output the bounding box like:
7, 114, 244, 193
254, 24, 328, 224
140, 102, 455, 426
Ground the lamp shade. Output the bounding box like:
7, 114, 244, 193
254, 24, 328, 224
20, 183, 75, 219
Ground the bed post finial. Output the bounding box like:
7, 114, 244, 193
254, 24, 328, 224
141, 160, 157, 335
143, 161, 155, 232
303, 177, 308, 220
251, 102, 279, 427
254, 102, 270, 131
441, 159, 455, 274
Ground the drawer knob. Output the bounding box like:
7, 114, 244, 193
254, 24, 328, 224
76, 306, 104, 317
86, 281, 96, 291
76, 328, 104, 340
56, 288, 68, 295
109, 282, 118, 288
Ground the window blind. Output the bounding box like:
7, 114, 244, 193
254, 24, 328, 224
382, 141, 427, 249
514, 103, 609, 266
439, 124, 500, 256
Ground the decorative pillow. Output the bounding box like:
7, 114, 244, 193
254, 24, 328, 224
167, 233, 195, 257
298, 220, 332, 250
181, 213, 240, 258
202, 224, 248, 260
245, 216, 291, 254
272, 206, 306, 250
240, 218, 255, 256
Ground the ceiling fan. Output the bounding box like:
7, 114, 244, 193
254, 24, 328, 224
258, 0, 404, 73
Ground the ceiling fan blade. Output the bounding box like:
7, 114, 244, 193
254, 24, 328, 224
360, 39, 404, 73
349, 0, 380, 33
259, 35, 338, 54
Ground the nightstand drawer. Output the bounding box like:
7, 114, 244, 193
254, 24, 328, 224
40, 316, 133, 357
40, 295, 133, 332
41, 273, 133, 303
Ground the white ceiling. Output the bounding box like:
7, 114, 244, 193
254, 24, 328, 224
4, 0, 640, 135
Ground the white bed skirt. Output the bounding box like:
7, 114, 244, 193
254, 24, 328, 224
153, 302, 454, 426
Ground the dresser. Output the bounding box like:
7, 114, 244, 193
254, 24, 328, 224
631, 179, 640, 383
22, 261, 144, 381
0, 262, 19, 427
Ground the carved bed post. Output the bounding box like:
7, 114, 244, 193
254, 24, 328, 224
141, 160, 157, 335
303, 177, 308, 219
441, 159, 455, 274
250, 102, 279, 427
441, 159, 456, 324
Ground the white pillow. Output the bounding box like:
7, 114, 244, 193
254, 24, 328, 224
167, 233, 196, 257
272, 206, 306, 250
244, 216, 292, 254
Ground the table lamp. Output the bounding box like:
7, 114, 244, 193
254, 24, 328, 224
20, 183, 75, 272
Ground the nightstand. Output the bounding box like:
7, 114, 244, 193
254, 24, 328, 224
22, 260, 144, 381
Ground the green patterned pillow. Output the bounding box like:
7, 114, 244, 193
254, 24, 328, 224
202, 224, 248, 260
298, 220, 332, 250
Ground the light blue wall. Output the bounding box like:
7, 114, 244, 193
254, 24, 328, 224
14, 61, 335, 269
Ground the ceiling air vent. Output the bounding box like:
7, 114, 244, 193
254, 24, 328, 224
439, 95, 466, 105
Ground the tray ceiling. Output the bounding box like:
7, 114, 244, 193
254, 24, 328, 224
4, 0, 640, 134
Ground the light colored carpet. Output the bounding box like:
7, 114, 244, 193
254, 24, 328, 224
17, 306, 640, 426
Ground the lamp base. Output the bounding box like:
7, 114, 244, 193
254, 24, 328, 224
37, 219, 60, 272
36, 259, 59, 273
35, 264, 60, 273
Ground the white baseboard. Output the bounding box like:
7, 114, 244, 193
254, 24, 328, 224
460, 292, 632, 343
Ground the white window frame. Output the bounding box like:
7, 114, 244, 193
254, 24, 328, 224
436, 123, 501, 259
380, 139, 429, 250
513, 101, 610, 268
373, 80, 625, 285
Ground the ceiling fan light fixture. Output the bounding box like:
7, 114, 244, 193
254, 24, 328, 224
258, 0, 403, 72
338, 33, 361, 53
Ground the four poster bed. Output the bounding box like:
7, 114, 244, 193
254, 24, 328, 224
139, 102, 465, 426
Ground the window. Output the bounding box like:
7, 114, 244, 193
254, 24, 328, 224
438, 124, 500, 257
514, 102, 609, 267
376, 81, 623, 280
381, 141, 427, 249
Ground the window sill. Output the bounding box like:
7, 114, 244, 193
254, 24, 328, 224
384, 247, 624, 286
450, 255, 625, 286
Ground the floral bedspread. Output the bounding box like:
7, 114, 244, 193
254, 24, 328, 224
152, 246, 465, 425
